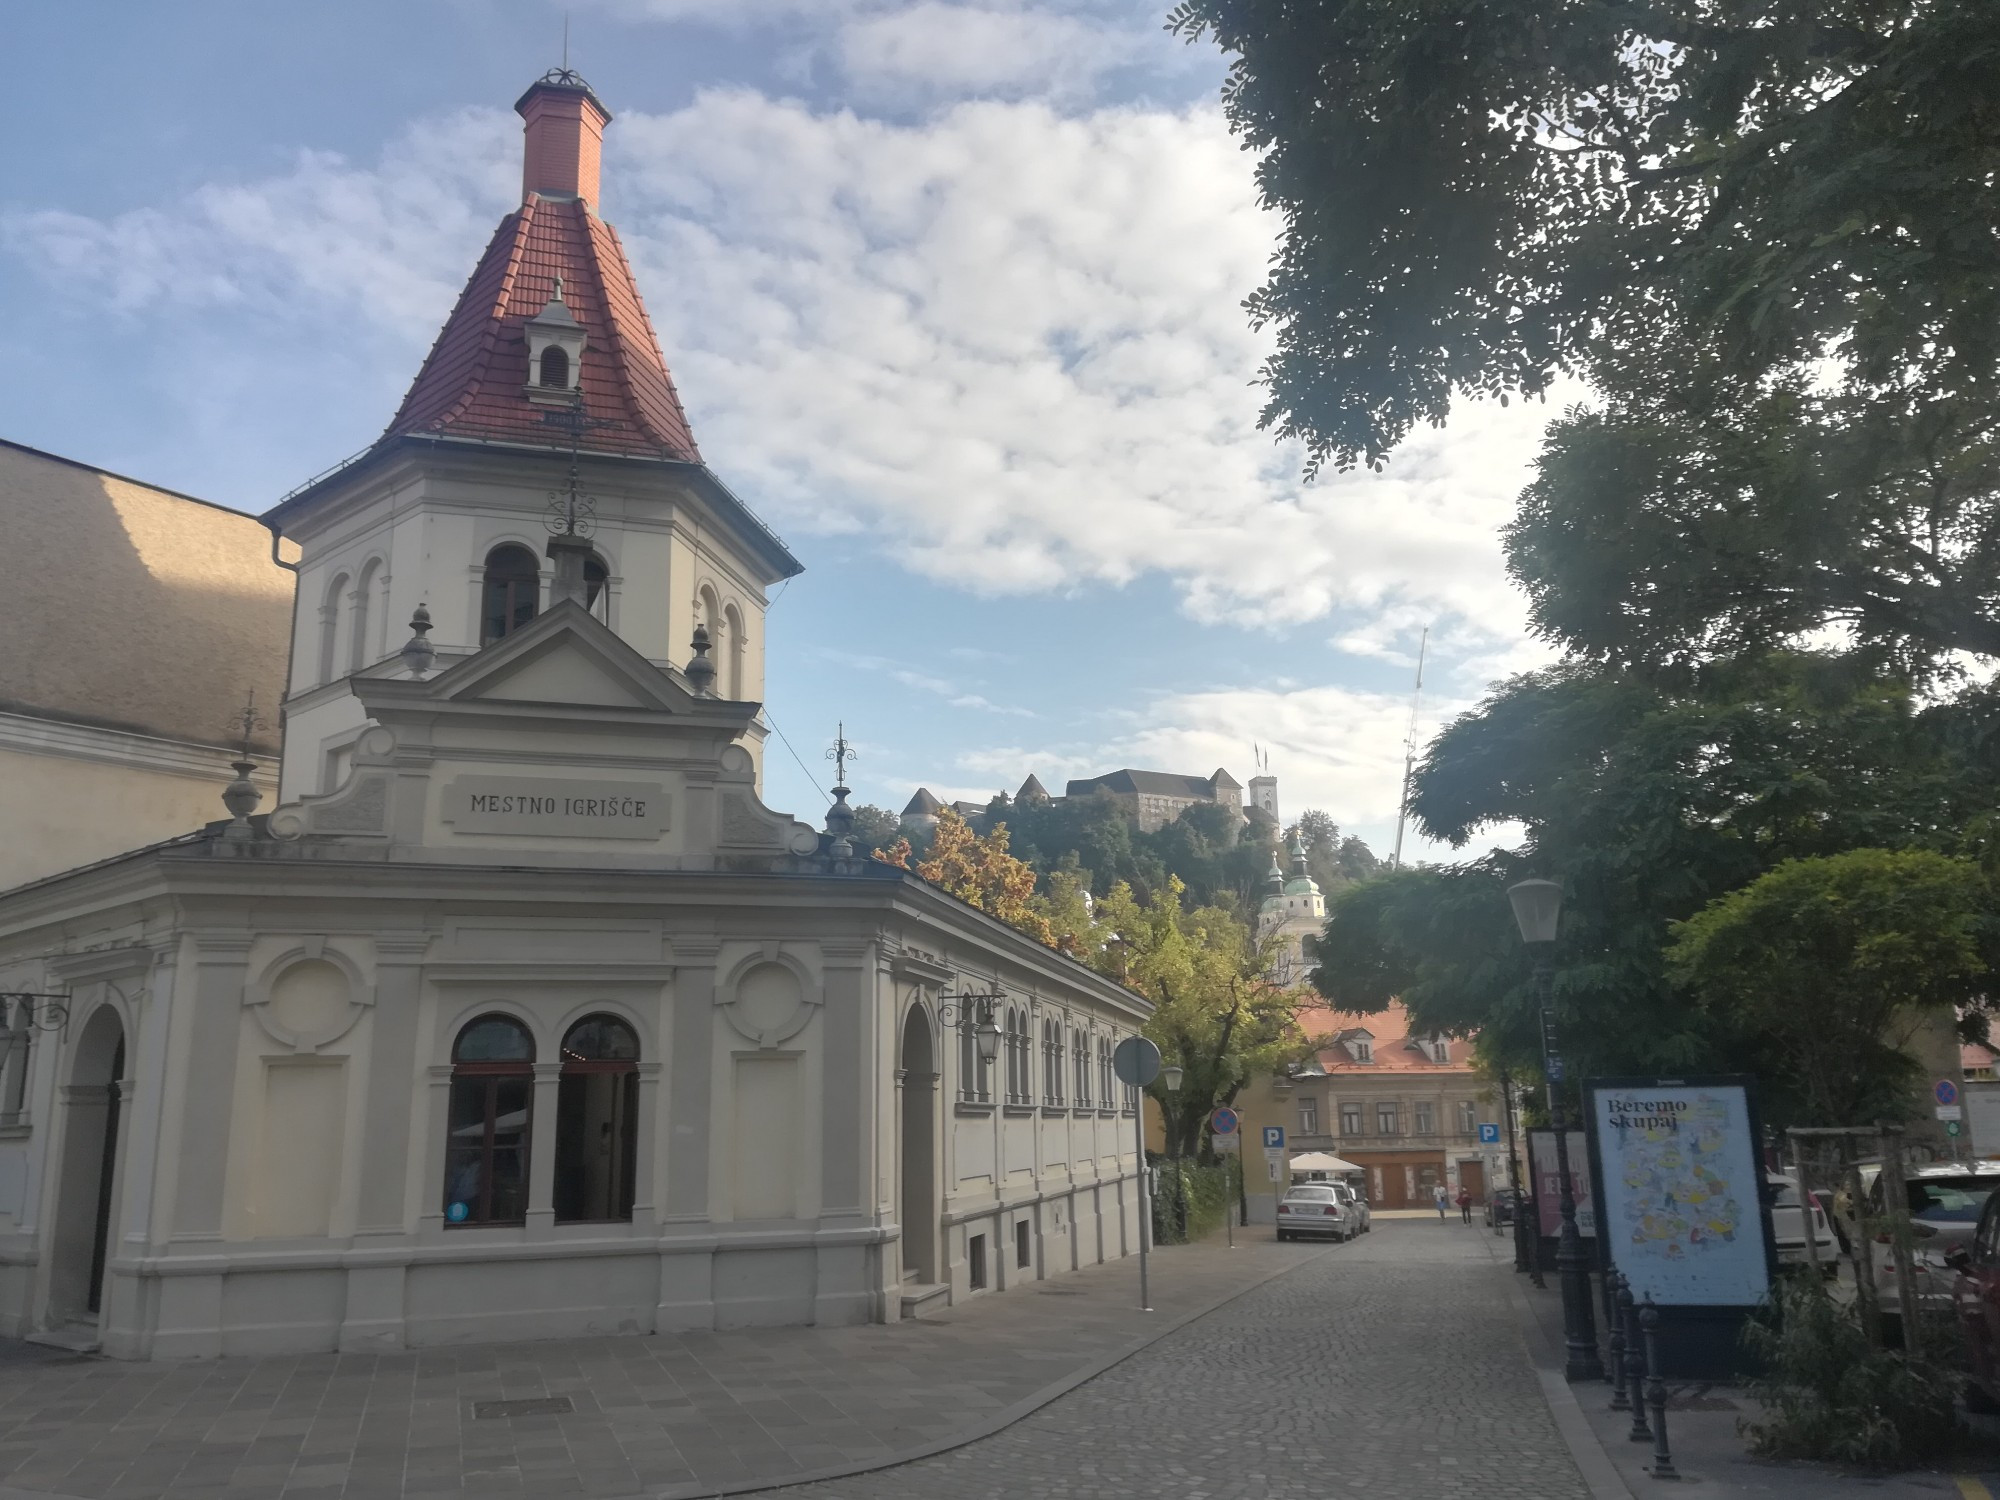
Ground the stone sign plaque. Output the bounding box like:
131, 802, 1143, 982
441, 776, 670, 840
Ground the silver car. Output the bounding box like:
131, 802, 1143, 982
1332, 1181, 1371, 1234
1277, 1183, 1355, 1242
1866, 1162, 2000, 1328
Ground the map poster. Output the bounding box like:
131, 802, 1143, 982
1587, 1080, 1772, 1307
1528, 1130, 1594, 1238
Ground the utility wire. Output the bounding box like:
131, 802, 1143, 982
762, 704, 829, 802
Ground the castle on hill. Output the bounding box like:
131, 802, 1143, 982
903, 764, 1281, 837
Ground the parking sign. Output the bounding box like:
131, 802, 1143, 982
1478, 1123, 1501, 1145
1262, 1125, 1285, 1150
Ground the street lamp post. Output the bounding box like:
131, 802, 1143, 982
1506, 879, 1603, 1383
1162, 1065, 1185, 1239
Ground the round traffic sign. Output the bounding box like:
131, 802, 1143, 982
1937, 1079, 1961, 1106
1112, 1035, 1162, 1088
1210, 1106, 1240, 1136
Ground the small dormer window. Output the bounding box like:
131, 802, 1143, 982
538, 346, 570, 389
1352, 1038, 1373, 1064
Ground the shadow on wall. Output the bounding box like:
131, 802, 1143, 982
0, 443, 291, 752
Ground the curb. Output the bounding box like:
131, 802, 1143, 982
648, 1240, 1343, 1500
1479, 1232, 1635, 1500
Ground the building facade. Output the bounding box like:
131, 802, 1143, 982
0, 68, 1149, 1359
1237, 1001, 1499, 1218
0, 440, 289, 892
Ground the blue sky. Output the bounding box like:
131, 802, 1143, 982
3, 1, 1554, 858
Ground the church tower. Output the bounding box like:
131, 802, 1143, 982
264, 69, 801, 799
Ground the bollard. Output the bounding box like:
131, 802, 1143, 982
1640, 1298, 1679, 1481
1621, 1281, 1652, 1443
1607, 1271, 1629, 1412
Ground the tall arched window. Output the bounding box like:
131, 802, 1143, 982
554, 1014, 640, 1223
443, 1015, 534, 1227
481, 544, 541, 645
584, 554, 610, 622
1098, 1035, 1114, 1109
957, 1014, 991, 1103
1073, 1027, 1091, 1108
1004, 1007, 1029, 1104
723, 603, 745, 698
538, 346, 570, 388
352, 559, 382, 670
1042, 1018, 1064, 1106
318, 571, 349, 682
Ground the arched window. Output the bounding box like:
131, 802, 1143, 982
554, 1014, 640, 1223
584, 554, 610, 621
1098, 1035, 1113, 1109
1073, 1027, 1091, 1108
352, 559, 382, 670
318, 571, 349, 682
723, 603, 745, 698
538, 346, 570, 389
1042, 1018, 1064, 1106
443, 1015, 534, 1227
1004, 1007, 1029, 1105
957, 1013, 991, 1104
481, 544, 540, 646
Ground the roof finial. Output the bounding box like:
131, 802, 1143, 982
685, 622, 717, 696
221, 690, 265, 843
552, 272, 565, 304
563, 10, 570, 71
400, 603, 436, 678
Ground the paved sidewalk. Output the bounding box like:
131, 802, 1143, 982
1491, 1231, 1992, 1497
0, 1235, 1326, 1500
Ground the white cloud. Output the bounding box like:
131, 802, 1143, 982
836, 4, 1140, 103
3, 81, 1546, 667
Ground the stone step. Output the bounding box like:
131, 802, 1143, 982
26, 1325, 100, 1354
899, 1281, 950, 1319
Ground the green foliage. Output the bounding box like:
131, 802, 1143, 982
1152, 1159, 1234, 1246
1313, 654, 2000, 1093
1743, 1279, 1962, 1468
1667, 849, 1990, 1126
846, 804, 901, 855
1169, 0, 2000, 479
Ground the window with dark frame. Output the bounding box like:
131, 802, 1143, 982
1376, 1102, 1398, 1136
538, 345, 570, 388
1414, 1102, 1436, 1135
480, 544, 541, 645
969, 1233, 987, 1289
1016, 1219, 1031, 1269
1340, 1103, 1363, 1136
443, 1015, 535, 1227
554, 1014, 640, 1223
1299, 1097, 1318, 1135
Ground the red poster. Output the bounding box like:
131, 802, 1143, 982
1529, 1129, 1595, 1238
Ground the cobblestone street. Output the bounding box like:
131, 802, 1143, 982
784, 1214, 1588, 1500
0, 1217, 1587, 1500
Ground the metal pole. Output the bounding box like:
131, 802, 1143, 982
1502, 1069, 1533, 1276
1135, 1099, 1151, 1311
1622, 1281, 1652, 1443
1640, 1298, 1678, 1479
1788, 1131, 1821, 1283
1226, 1144, 1235, 1249
1540, 954, 1604, 1382
1607, 1270, 1629, 1412
1878, 1123, 1920, 1356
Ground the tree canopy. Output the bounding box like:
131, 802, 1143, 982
1171, 0, 2000, 475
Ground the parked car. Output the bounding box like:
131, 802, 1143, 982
1949, 1188, 2000, 1410
1333, 1181, 1371, 1234
1767, 1173, 1839, 1276
1875, 1161, 2000, 1334
1485, 1189, 1519, 1229
1276, 1183, 1356, 1242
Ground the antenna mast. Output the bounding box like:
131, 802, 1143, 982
1390, 627, 1429, 871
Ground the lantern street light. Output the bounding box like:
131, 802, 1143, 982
938, 987, 1005, 1067
1161, 1064, 1186, 1240
1506, 878, 1603, 1383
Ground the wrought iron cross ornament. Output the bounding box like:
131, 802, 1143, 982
826, 722, 857, 788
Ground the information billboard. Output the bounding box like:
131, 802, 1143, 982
1587, 1080, 1771, 1307
1527, 1129, 1593, 1238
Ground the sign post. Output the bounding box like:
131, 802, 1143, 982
1113, 1036, 1163, 1311
1210, 1107, 1240, 1248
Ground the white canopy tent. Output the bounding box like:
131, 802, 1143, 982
1290, 1151, 1365, 1179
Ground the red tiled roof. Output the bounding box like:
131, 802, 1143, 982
1299, 999, 1475, 1074
383, 194, 701, 462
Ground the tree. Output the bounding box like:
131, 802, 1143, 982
1666, 849, 1992, 1126
1312, 652, 1996, 1085
875, 808, 1054, 945
1292, 809, 1383, 894
1169, 0, 2000, 475
846, 803, 901, 856
1094, 877, 1308, 1159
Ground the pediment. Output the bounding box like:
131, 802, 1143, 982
423, 600, 700, 714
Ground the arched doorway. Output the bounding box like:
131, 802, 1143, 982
48, 1006, 126, 1329
899, 1005, 937, 1285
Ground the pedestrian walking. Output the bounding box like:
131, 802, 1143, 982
1457, 1186, 1473, 1224
1435, 1185, 1448, 1220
